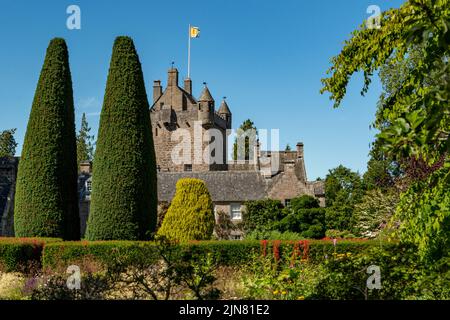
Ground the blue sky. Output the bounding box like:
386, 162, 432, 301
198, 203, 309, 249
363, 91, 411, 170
0, 0, 404, 179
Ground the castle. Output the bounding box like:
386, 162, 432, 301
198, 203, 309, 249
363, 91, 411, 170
0, 68, 324, 239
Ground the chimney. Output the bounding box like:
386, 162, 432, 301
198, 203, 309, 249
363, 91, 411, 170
168, 68, 179, 87
296, 142, 304, 158
153, 80, 162, 103
79, 161, 92, 174
184, 78, 192, 95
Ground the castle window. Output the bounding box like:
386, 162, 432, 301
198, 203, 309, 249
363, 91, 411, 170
86, 179, 92, 193
184, 164, 192, 172
284, 199, 291, 207
230, 203, 242, 220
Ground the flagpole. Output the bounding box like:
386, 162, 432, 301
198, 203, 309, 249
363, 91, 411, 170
188, 24, 191, 79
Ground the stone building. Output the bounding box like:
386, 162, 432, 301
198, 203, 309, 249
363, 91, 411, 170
0, 68, 325, 238
0, 157, 18, 236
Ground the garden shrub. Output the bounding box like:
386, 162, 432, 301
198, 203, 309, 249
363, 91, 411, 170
0, 237, 61, 272
242, 199, 284, 234
86, 36, 157, 240
277, 208, 326, 239
14, 38, 79, 239
312, 244, 450, 300
41, 239, 380, 270
395, 165, 450, 261
157, 178, 215, 242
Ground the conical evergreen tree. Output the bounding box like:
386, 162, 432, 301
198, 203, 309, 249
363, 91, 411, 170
85, 36, 157, 240
14, 38, 80, 239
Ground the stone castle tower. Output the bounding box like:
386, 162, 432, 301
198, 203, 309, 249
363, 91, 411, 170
150, 68, 231, 172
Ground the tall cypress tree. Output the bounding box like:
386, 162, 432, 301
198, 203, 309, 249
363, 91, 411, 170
85, 36, 157, 240
14, 38, 80, 239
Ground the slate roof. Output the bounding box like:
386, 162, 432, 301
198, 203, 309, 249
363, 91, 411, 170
158, 171, 268, 202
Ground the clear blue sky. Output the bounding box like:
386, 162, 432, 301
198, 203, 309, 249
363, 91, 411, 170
0, 0, 404, 179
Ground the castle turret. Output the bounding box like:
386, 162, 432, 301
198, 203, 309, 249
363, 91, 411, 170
198, 83, 214, 126
218, 97, 232, 129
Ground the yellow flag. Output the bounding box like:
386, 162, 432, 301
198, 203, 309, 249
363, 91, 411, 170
190, 26, 200, 38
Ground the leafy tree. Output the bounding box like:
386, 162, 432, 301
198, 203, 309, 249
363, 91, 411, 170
242, 199, 284, 234
320, 0, 450, 260
285, 144, 291, 151
14, 38, 80, 239
321, 0, 450, 165
0, 129, 18, 158
354, 189, 399, 238
85, 36, 157, 240
290, 195, 320, 210
363, 141, 400, 191
277, 195, 325, 239
233, 119, 257, 161
396, 166, 450, 261
76, 113, 94, 169
324, 165, 364, 231
157, 178, 215, 242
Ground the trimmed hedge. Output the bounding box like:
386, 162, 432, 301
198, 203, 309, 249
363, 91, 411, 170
41, 239, 390, 271
0, 237, 61, 272
14, 38, 80, 239
86, 36, 157, 240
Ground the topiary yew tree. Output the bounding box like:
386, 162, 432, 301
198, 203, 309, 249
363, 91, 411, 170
85, 36, 157, 240
157, 178, 215, 242
14, 38, 80, 239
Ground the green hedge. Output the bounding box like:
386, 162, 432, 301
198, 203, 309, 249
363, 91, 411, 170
41, 239, 390, 271
0, 237, 61, 272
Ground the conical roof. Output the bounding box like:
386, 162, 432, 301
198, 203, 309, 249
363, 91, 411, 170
198, 84, 214, 102
218, 99, 231, 114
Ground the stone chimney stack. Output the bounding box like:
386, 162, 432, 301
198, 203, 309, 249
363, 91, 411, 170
153, 80, 162, 103
168, 68, 179, 87
184, 78, 192, 95
296, 142, 304, 159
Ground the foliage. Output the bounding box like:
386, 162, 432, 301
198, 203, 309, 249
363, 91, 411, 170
0, 129, 17, 158
245, 230, 303, 241
14, 38, 80, 240
103, 237, 220, 300
0, 237, 61, 272
312, 244, 450, 300
242, 199, 284, 234
86, 36, 157, 240
324, 165, 364, 232
31, 273, 110, 300
41, 239, 379, 271
363, 142, 400, 191
214, 210, 237, 240
76, 113, 95, 170
289, 195, 319, 210
0, 273, 26, 300
156, 201, 170, 232
277, 208, 326, 239
354, 189, 399, 238
242, 253, 324, 300
157, 178, 215, 242
321, 0, 450, 164
232, 119, 258, 161
395, 164, 450, 261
